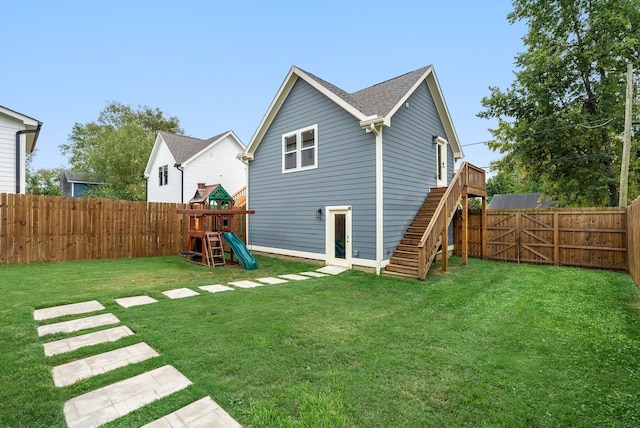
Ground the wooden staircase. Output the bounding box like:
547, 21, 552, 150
384, 162, 487, 280
385, 188, 448, 278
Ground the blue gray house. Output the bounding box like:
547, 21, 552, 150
241, 65, 467, 275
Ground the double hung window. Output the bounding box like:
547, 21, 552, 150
159, 165, 168, 186
282, 124, 318, 173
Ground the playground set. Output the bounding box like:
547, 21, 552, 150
177, 183, 257, 270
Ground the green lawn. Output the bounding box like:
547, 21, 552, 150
1, 255, 639, 427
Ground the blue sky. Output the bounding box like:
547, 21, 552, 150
3, 0, 525, 172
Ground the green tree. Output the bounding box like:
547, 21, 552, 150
479, 0, 640, 207
25, 152, 63, 196
60, 101, 183, 201
485, 167, 538, 202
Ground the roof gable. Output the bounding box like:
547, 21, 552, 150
245, 66, 463, 159
144, 130, 245, 178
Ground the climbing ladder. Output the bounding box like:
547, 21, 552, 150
204, 232, 226, 267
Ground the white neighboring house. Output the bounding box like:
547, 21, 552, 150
0, 105, 42, 194
143, 130, 246, 203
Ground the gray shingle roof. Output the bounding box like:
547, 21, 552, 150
300, 65, 432, 117
159, 131, 228, 165
488, 193, 553, 210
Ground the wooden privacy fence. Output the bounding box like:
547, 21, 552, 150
455, 207, 628, 271
0, 193, 191, 264
628, 197, 640, 285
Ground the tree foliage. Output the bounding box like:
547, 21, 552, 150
479, 0, 640, 206
60, 101, 183, 201
25, 152, 62, 196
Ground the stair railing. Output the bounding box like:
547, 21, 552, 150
417, 162, 470, 280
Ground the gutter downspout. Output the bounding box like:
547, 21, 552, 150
15, 122, 43, 194
174, 163, 184, 203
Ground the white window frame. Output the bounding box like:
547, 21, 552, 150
282, 124, 318, 173
159, 165, 168, 186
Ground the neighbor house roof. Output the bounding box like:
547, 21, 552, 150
159, 131, 228, 165
61, 170, 104, 184
143, 130, 245, 178
488, 193, 553, 210
0, 105, 43, 153
245, 65, 463, 159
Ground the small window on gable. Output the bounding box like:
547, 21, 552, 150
282, 125, 318, 173
159, 165, 168, 186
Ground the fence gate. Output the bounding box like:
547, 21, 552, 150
486, 212, 555, 264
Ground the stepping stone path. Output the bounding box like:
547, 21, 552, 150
34, 265, 346, 427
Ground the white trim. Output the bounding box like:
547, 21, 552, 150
245, 66, 368, 156
425, 71, 463, 160
247, 244, 387, 270
281, 124, 318, 173
248, 245, 325, 262
375, 125, 384, 275
436, 136, 448, 187
0, 106, 39, 127
244, 65, 464, 161
325, 205, 352, 268
294, 67, 367, 121
181, 131, 245, 168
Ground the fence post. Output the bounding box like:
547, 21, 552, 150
553, 211, 559, 266
481, 197, 487, 260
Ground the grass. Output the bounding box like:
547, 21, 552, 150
1, 255, 639, 427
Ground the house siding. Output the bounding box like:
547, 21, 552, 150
248, 78, 377, 260
146, 140, 182, 203
0, 113, 26, 194
382, 81, 453, 257
184, 135, 246, 199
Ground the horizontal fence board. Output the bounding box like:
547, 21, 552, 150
455, 208, 629, 272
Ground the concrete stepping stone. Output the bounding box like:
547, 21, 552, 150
34, 300, 105, 321
115, 295, 158, 308
64, 365, 192, 428
317, 265, 348, 275
228, 280, 264, 289
53, 342, 159, 387
279, 274, 310, 281
141, 396, 241, 428
256, 277, 288, 285
162, 288, 199, 299
38, 313, 120, 337
44, 326, 134, 357
199, 284, 234, 293
299, 271, 328, 278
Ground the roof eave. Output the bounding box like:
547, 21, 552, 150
245, 66, 368, 157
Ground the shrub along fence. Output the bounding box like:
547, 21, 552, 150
455, 206, 630, 273
0, 193, 189, 264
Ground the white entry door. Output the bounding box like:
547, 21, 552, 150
326, 206, 352, 268
436, 137, 448, 187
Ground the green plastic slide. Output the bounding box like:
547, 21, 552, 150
221, 232, 258, 270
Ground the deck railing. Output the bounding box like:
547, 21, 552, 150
417, 162, 486, 280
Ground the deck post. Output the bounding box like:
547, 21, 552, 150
442, 200, 448, 272
462, 194, 468, 266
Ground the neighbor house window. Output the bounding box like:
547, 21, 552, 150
282, 124, 318, 173
159, 165, 168, 186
